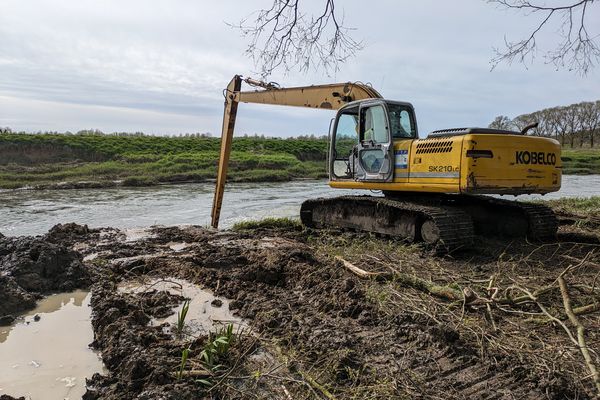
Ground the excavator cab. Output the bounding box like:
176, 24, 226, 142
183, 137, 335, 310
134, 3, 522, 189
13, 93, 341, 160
330, 100, 418, 183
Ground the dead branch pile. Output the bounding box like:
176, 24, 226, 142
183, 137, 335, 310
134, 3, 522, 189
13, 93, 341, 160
335, 244, 600, 397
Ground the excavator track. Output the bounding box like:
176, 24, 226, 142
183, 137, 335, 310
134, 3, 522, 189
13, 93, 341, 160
300, 196, 475, 253
439, 195, 559, 241
301, 194, 558, 253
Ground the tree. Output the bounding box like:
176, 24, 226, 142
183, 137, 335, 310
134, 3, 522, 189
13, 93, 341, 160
232, 0, 361, 77
488, 115, 515, 130
579, 100, 600, 147
238, 1, 599, 77
512, 113, 537, 132
489, 0, 599, 75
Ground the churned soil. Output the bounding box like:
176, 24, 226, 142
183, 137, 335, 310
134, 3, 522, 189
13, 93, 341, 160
0, 224, 90, 324
1, 208, 599, 399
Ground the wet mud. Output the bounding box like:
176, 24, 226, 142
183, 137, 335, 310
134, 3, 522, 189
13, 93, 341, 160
0, 226, 90, 324
1, 210, 599, 399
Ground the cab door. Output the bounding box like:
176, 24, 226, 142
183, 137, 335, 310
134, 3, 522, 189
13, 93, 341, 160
355, 101, 394, 182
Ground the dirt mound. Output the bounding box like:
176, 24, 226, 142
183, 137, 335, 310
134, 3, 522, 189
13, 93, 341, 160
46, 222, 91, 245
0, 232, 90, 321
0, 395, 25, 400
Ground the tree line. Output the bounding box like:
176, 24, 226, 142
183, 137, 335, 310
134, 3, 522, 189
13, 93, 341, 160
489, 100, 600, 147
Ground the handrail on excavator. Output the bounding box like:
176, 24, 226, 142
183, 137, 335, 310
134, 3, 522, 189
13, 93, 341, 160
210, 75, 382, 229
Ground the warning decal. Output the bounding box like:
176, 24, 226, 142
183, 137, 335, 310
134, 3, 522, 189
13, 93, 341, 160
395, 150, 408, 169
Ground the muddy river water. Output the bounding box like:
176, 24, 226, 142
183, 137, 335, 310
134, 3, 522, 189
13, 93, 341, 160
0, 291, 103, 399
1, 176, 600, 237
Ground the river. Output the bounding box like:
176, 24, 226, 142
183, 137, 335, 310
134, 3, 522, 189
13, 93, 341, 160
1, 176, 599, 237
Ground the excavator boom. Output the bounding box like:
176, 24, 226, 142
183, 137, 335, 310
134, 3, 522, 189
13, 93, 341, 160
210, 75, 382, 228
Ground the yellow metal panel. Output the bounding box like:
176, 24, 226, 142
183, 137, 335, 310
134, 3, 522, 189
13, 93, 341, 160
329, 180, 458, 193
409, 137, 462, 186
460, 134, 561, 194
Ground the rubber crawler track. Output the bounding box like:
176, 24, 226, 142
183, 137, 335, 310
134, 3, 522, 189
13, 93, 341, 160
301, 194, 558, 252
472, 196, 558, 240
300, 195, 475, 253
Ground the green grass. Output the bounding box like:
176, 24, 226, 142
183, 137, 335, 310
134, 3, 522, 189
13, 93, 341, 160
561, 149, 600, 174
0, 133, 330, 189
540, 196, 600, 215
232, 217, 303, 231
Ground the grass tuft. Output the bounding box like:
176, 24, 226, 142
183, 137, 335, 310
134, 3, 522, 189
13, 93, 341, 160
232, 217, 303, 231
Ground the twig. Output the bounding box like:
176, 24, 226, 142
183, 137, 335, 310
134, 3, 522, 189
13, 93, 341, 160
299, 370, 336, 400
335, 256, 465, 302
558, 276, 600, 395
510, 285, 579, 346
486, 275, 498, 332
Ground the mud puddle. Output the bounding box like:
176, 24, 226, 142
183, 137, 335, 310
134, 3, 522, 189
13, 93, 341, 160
0, 290, 104, 400
118, 278, 247, 336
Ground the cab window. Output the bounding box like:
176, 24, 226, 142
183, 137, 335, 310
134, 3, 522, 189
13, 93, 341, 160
332, 109, 358, 178
388, 104, 416, 139
361, 105, 388, 143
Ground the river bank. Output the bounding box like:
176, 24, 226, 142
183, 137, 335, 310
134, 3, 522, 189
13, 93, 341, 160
0, 133, 328, 190
0, 198, 599, 398
1, 133, 599, 190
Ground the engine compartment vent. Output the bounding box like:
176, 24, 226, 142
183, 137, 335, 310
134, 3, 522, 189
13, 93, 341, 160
415, 140, 453, 154
428, 127, 521, 138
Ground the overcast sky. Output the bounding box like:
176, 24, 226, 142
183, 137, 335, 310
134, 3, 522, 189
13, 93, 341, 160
1, 0, 599, 137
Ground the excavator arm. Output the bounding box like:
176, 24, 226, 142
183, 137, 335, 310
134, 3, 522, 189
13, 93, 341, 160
210, 75, 382, 228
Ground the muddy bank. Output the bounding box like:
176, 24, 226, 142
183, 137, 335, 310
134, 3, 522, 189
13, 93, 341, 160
69, 216, 599, 398
1, 209, 600, 398
0, 224, 90, 323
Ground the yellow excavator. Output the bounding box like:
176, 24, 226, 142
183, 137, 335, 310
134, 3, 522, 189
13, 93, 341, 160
211, 75, 561, 251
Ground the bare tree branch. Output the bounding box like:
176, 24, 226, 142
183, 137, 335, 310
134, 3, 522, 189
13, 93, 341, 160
229, 0, 362, 77
489, 0, 600, 75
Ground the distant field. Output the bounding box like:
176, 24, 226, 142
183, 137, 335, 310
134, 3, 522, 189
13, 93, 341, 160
561, 148, 600, 175
0, 133, 598, 189
0, 133, 329, 189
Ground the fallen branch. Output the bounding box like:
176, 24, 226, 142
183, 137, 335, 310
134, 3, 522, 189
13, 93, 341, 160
174, 369, 212, 378
335, 256, 391, 280
335, 256, 464, 302
299, 370, 336, 400
573, 302, 600, 316
558, 276, 600, 395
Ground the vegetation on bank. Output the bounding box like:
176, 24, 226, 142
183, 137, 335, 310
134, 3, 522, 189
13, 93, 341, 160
0, 133, 329, 189
561, 148, 600, 174
232, 217, 303, 231
541, 196, 600, 215
0, 132, 599, 189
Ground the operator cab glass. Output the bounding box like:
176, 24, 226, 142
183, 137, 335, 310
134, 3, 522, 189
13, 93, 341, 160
388, 104, 416, 139
332, 105, 359, 178
331, 100, 417, 181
